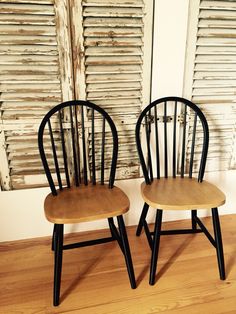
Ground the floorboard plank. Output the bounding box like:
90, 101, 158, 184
0, 215, 236, 313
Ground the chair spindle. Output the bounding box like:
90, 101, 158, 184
189, 112, 197, 178
74, 105, 81, 184
58, 110, 70, 188
180, 104, 187, 178
70, 106, 79, 186
172, 101, 177, 178
101, 116, 106, 184
48, 119, 62, 190
154, 106, 160, 179
145, 113, 153, 181
91, 108, 96, 185
81, 105, 88, 185
164, 102, 168, 178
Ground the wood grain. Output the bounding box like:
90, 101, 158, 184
0, 214, 235, 313
44, 184, 130, 223
141, 177, 226, 210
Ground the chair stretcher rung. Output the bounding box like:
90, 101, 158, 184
63, 236, 115, 250
152, 229, 203, 235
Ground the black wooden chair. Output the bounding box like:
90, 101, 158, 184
38, 100, 136, 306
135, 96, 226, 285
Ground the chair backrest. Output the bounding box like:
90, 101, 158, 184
135, 97, 209, 184
38, 100, 118, 195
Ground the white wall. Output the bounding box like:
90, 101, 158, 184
151, 0, 189, 99
1, 0, 235, 242
0, 179, 144, 242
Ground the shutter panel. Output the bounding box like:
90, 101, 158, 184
0, 0, 73, 190
72, 0, 153, 180
0, 0, 152, 190
184, 0, 236, 172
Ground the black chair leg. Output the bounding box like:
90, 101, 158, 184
191, 210, 197, 230
149, 209, 163, 285
212, 208, 226, 280
53, 224, 64, 306
51, 224, 56, 251
108, 217, 124, 253
108, 217, 115, 238
117, 215, 136, 289
136, 202, 149, 236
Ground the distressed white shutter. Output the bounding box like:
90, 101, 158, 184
184, 0, 236, 172
0, 0, 153, 190
0, 0, 73, 190
72, 0, 153, 180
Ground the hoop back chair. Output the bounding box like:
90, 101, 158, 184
38, 100, 136, 306
135, 96, 226, 285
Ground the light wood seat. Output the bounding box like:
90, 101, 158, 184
141, 177, 225, 210
44, 184, 130, 224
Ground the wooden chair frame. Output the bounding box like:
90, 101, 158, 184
38, 100, 136, 306
135, 96, 226, 285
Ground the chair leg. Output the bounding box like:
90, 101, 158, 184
191, 210, 197, 230
136, 202, 149, 236
108, 217, 115, 238
51, 224, 56, 251
211, 208, 226, 280
117, 215, 136, 289
149, 209, 163, 286
108, 217, 124, 253
53, 224, 64, 306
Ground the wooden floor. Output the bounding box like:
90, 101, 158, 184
1, 214, 236, 314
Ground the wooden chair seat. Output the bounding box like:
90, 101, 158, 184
141, 177, 225, 210
44, 184, 130, 224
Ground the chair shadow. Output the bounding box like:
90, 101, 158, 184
135, 234, 196, 285
60, 232, 197, 300
60, 242, 116, 302
136, 264, 150, 286
155, 235, 195, 281
225, 250, 236, 278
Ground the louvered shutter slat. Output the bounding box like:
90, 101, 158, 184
0, 0, 54, 3
0, 3, 55, 14
83, 0, 144, 7
85, 47, 143, 56
84, 17, 143, 27
200, 1, 236, 10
